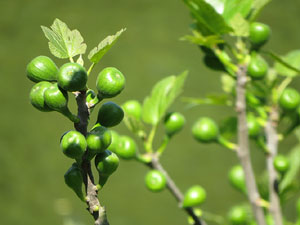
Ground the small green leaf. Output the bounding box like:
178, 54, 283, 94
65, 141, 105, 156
219, 116, 237, 139
249, 0, 272, 21
180, 30, 224, 47
183, 0, 232, 35
229, 13, 250, 37
271, 50, 300, 77
182, 93, 232, 108
279, 144, 300, 193
142, 71, 188, 125
41, 19, 87, 59
88, 28, 126, 64
223, 0, 252, 23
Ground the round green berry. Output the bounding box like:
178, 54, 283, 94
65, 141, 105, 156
247, 114, 261, 138
279, 88, 300, 111
60, 130, 87, 159
29, 81, 53, 112
86, 126, 112, 155
228, 165, 246, 193
115, 135, 137, 160
182, 185, 206, 208
122, 100, 142, 120
145, 170, 167, 192
96, 67, 125, 98
273, 155, 290, 174
247, 54, 268, 79
164, 112, 185, 136
249, 22, 271, 47
228, 206, 248, 225
95, 150, 119, 176
192, 117, 218, 143
97, 101, 124, 127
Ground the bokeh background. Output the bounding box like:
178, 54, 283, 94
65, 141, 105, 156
1, 0, 300, 225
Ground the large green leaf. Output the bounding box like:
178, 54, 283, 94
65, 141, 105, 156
41, 19, 87, 59
88, 28, 126, 64
204, 0, 226, 14
183, 0, 232, 35
142, 72, 188, 125
219, 116, 237, 139
249, 0, 272, 21
229, 13, 250, 37
272, 50, 300, 77
279, 144, 300, 193
223, 0, 252, 23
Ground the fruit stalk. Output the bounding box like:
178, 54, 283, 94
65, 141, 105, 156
236, 65, 266, 225
265, 106, 284, 225
148, 154, 207, 225
74, 90, 110, 225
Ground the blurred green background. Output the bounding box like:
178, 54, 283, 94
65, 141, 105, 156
1, 0, 300, 225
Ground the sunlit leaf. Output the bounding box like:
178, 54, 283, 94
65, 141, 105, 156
249, 0, 272, 21
223, 0, 252, 22
229, 13, 250, 37
271, 50, 300, 77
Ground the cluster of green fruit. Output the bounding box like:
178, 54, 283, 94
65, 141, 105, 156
27, 55, 127, 200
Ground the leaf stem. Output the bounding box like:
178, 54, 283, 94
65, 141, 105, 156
144, 125, 157, 153
87, 63, 96, 76
157, 135, 170, 156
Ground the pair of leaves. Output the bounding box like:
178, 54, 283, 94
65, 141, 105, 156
142, 72, 188, 125
41, 19, 125, 65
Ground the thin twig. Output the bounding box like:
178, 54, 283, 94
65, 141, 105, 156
265, 106, 283, 225
147, 154, 207, 225
74, 91, 110, 225
235, 65, 266, 225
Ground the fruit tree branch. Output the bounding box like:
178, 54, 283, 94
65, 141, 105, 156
148, 154, 207, 225
235, 65, 266, 225
75, 91, 110, 225
265, 106, 283, 225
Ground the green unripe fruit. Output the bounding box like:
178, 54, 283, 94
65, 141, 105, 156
115, 135, 137, 160
247, 114, 261, 138
86, 126, 112, 158
122, 100, 142, 120
273, 155, 290, 174
108, 131, 120, 152
97, 101, 124, 127
96, 67, 125, 98
26, 55, 58, 82
64, 163, 85, 201
164, 112, 185, 136
145, 170, 167, 192
279, 88, 300, 111
192, 117, 218, 143
60, 130, 87, 159
249, 22, 271, 47
95, 150, 119, 176
228, 206, 248, 225
247, 54, 268, 79
29, 81, 53, 112
58, 63, 87, 92
182, 185, 206, 208
228, 165, 246, 193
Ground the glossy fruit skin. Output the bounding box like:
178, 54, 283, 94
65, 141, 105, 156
108, 131, 120, 152
96, 67, 125, 98
95, 150, 119, 176
228, 206, 248, 225
58, 63, 87, 92
279, 88, 300, 111
192, 117, 218, 143
249, 22, 271, 47
60, 130, 87, 159
273, 155, 290, 174
182, 185, 206, 208
44, 83, 69, 111
247, 54, 268, 79
122, 100, 142, 120
164, 112, 185, 136
115, 135, 137, 160
86, 126, 112, 157
145, 170, 167, 192
247, 114, 261, 138
97, 101, 124, 127
29, 81, 53, 112
26, 55, 58, 82
64, 163, 85, 201
228, 165, 246, 193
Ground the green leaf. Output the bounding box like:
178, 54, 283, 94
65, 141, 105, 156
204, 0, 226, 14
219, 116, 237, 139
88, 28, 126, 64
223, 0, 252, 23
271, 50, 300, 77
183, 0, 232, 35
41, 18, 87, 59
229, 13, 250, 37
279, 144, 300, 193
249, 0, 272, 21
180, 30, 224, 47
142, 71, 188, 125
182, 93, 232, 108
